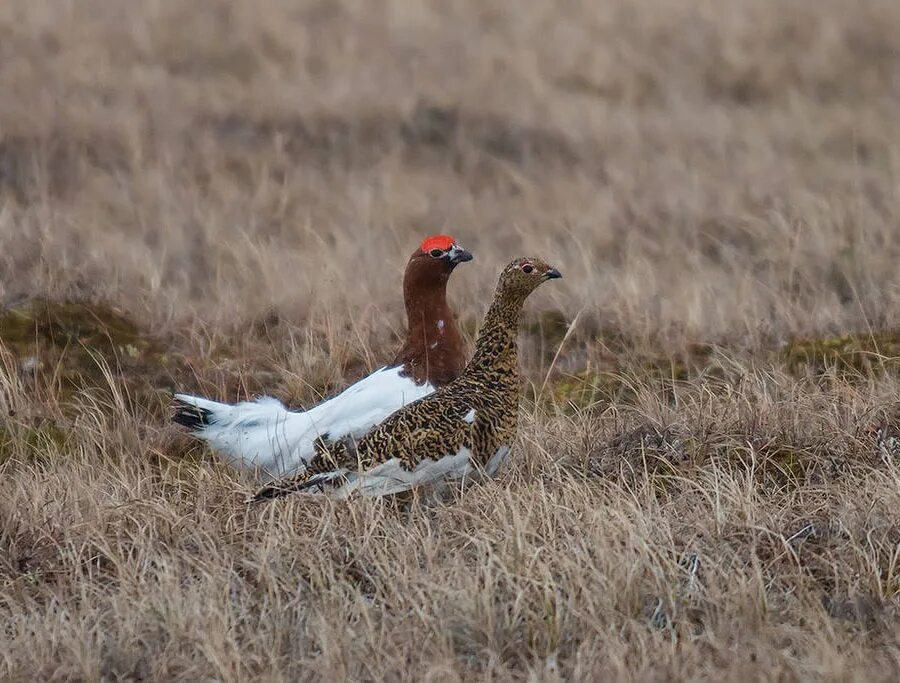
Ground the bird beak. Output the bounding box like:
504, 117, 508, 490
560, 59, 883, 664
543, 268, 562, 280
448, 245, 474, 265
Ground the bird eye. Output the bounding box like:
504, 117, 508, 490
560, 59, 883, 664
429, 249, 444, 258
522, 264, 534, 273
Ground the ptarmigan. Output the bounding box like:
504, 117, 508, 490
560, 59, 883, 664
252, 256, 562, 501
172, 235, 473, 480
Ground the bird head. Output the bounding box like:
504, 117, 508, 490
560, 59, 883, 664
405, 234, 474, 288
497, 257, 562, 300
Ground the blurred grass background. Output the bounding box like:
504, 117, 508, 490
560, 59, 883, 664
1, 1, 899, 679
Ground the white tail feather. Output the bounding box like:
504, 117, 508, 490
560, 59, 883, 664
173, 366, 435, 480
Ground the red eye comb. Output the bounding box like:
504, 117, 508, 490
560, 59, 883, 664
420, 234, 455, 253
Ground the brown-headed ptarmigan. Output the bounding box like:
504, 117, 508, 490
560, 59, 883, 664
252, 256, 562, 501
173, 235, 473, 480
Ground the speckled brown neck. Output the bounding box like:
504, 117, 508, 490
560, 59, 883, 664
464, 288, 523, 386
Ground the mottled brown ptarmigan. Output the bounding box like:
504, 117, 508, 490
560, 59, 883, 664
252, 256, 562, 501
172, 234, 473, 480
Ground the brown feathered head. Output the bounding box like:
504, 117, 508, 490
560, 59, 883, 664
404, 234, 474, 290
496, 256, 562, 302
394, 234, 473, 386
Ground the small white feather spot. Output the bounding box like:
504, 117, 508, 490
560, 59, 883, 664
463, 408, 476, 423
437, 319, 445, 331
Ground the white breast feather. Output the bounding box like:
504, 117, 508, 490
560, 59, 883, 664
331, 448, 474, 498
329, 443, 513, 500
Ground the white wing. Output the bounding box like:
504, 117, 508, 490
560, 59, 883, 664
330, 444, 512, 499
174, 366, 434, 480
327, 450, 473, 499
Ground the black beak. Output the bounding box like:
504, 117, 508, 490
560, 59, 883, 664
449, 247, 474, 265
544, 268, 562, 280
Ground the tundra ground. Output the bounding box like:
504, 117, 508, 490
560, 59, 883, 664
1, 0, 899, 679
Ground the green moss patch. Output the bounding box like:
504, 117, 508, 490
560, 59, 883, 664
0, 421, 72, 466
543, 343, 719, 410
522, 309, 571, 347
0, 298, 182, 408
782, 331, 900, 377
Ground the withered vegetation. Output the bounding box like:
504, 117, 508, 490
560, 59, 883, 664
2, 0, 900, 679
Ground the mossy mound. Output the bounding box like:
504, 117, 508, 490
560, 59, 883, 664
545, 343, 719, 411
782, 331, 900, 377
522, 309, 571, 346
705, 434, 847, 490
0, 421, 72, 466
547, 363, 686, 410
0, 298, 181, 408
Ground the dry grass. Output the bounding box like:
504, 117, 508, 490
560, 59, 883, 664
2, 0, 900, 679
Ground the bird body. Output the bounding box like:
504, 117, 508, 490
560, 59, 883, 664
173, 365, 435, 477
173, 235, 472, 480
253, 256, 562, 500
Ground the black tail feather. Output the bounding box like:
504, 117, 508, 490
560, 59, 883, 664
249, 472, 345, 502
172, 398, 212, 432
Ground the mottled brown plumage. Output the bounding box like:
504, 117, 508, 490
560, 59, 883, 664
172, 234, 471, 480
252, 256, 562, 500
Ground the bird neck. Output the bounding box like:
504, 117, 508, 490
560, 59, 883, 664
465, 289, 524, 381
393, 280, 465, 387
